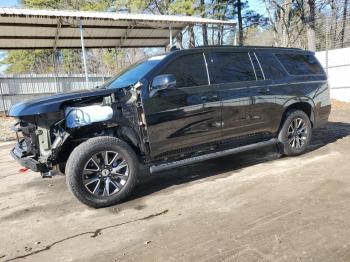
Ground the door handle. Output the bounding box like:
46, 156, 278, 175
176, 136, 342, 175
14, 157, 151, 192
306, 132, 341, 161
201, 96, 208, 102
201, 95, 219, 102
210, 95, 219, 101
258, 88, 270, 95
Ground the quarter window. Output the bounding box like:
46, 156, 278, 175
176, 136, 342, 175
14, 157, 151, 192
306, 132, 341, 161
257, 53, 286, 80
275, 54, 324, 75
207, 52, 256, 84
159, 53, 208, 88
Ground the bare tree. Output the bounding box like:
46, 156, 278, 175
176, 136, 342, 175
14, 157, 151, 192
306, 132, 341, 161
237, 0, 244, 45
329, 0, 339, 48
263, 0, 293, 47
189, 25, 196, 47
200, 0, 209, 45
304, 0, 316, 51
340, 0, 349, 47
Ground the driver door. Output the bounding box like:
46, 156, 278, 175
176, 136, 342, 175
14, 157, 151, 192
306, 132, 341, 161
142, 52, 222, 158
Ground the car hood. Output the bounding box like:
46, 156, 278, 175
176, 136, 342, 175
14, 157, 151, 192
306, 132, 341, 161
8, 88, 118, 117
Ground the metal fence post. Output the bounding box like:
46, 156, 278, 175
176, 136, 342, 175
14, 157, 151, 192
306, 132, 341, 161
325, 16, 329, 75
0, 80, 5, 113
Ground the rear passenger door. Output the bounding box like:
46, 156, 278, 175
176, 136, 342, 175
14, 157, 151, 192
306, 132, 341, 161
206, 51, 270, 143
245, 52, 287, 136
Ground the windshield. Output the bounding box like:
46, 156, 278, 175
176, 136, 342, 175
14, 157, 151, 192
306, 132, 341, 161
102, 55, 166, 89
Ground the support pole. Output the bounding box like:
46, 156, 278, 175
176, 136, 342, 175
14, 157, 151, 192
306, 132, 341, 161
53, 18, 61, 92
79, 20, 89, 88
169, 26, 173, 48
234, 29, 237, 46
53, 51, 59, 93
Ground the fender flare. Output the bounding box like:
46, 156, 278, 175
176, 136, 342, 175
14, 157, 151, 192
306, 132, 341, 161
281, 96, 316, 125
117, 126, 142, 150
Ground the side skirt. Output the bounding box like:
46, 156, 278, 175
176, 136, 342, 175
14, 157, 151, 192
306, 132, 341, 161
149, 138, 278, 173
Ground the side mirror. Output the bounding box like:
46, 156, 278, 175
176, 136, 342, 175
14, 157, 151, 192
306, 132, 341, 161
151, 74, 176, 95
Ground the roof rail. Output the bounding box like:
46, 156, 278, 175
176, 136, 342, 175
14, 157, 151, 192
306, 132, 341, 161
194, 45, 303, 51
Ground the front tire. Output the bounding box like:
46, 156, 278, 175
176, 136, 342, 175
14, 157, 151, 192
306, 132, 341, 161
66, 137, 139, 208
278, 110, 312, 156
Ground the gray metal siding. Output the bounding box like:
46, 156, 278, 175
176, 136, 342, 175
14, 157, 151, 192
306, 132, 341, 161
0, 74, 110, 112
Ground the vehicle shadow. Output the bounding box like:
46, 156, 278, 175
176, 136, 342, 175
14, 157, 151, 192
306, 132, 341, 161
308, 121, 350, 150
127, 121, 350, 202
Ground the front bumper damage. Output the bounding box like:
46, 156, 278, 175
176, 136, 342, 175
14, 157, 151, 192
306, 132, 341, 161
10, 138, 48, 173
10, 117, 70, 176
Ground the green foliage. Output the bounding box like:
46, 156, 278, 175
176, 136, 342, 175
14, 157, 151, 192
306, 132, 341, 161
80, 0, 112, 11
1, 50, 34, 73
1, 50, 54, 73
22, 0, 62, 9
117, 0, 148, 13
170, 0, 196, 15
60, 50, 82, 73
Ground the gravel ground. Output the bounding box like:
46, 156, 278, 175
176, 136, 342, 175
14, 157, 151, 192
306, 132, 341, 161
0, 102, 350, 262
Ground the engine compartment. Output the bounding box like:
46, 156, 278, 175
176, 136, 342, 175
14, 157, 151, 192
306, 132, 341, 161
12, 86, 148, 174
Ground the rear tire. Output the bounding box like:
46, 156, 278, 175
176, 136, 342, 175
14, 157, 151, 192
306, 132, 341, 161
66, 137, 139, 208
278, 110, 312, 156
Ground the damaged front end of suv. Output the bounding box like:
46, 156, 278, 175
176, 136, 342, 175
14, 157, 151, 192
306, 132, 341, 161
9, 82, 148, 177
8, 55, 168, 180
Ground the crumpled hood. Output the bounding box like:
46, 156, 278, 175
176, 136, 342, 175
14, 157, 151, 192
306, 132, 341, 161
8, 88, 117, 117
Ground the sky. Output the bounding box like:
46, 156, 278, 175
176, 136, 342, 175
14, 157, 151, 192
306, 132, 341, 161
0, 0, 19, 7
249, 0, 266, 15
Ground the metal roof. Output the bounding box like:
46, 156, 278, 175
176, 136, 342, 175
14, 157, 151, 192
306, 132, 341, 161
0, 8, 236, 50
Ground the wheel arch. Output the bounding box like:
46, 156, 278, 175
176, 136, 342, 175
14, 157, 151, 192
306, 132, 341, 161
279, 97, 315, 130
55, 125, 145, 174
116, 126, 144, 156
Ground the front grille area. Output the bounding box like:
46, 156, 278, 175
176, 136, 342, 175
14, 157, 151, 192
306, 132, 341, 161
18, 122, 39, 156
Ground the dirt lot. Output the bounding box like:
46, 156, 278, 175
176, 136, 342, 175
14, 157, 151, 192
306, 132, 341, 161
0, 116, 16, 141
1, 104, 350, 262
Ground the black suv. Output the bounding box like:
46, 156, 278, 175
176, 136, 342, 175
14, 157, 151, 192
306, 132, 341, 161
9, 46, 331, 208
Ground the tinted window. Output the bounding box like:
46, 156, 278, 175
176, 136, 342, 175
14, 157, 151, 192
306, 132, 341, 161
276, 54, 324, 75
207, 52, 256, 84
160, 53, 208, 88
257, 53, 286, 80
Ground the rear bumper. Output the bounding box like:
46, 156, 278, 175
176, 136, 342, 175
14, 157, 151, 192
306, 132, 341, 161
10, 140, 48, 173
314, 104, 331, 128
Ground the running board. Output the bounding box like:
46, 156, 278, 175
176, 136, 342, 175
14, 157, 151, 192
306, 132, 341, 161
149, 138, 278, 173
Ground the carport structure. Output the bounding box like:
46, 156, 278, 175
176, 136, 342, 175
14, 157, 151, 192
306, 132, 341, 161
0, 8, 235, 85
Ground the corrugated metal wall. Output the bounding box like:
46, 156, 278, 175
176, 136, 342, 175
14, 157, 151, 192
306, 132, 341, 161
0, 74, 110, 112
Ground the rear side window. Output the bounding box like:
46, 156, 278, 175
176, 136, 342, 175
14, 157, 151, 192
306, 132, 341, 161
207, 52, 256, 84
257, 53, 286, 80
276, 54, 324, 75
159, 53, 208, 88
